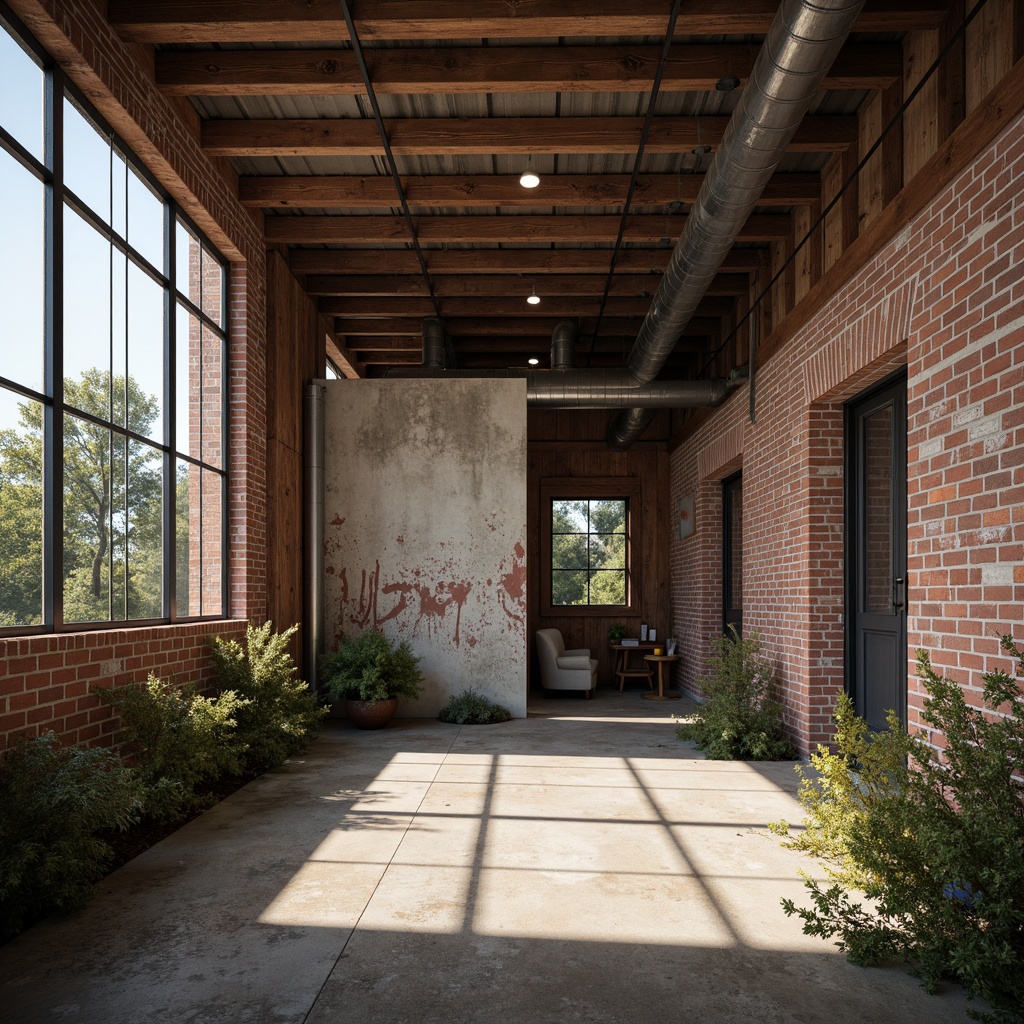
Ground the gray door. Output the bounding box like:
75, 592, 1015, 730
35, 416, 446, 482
846, 374, 907, 731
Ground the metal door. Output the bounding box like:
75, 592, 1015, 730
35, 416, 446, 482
846, 374, 907, 730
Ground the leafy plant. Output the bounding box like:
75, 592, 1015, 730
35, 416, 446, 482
97, 674, 247, 822
438, 688, 513, 725
0, 732, 143, 940
773, 637, 1024, 1023
209, 621, 326, 773
675, 627, 795, 760
607, 622, 627, 642
320, 628, 424, 704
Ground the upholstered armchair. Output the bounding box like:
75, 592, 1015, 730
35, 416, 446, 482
535, 628, 598, 698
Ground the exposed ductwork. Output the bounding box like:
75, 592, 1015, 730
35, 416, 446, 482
421, 316, 447, 369
606, 0, 867, 450
550, 319, 578, 369
387, 367, 730, 409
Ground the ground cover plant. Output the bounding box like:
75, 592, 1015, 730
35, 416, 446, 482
675, 627, 796, 760
0, 733, 143, 941
772, 636, 1024, 1023
438, 688, 513, 724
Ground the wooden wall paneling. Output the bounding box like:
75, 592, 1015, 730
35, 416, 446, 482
265, 251, 322, 664
966, 0, 1016, 112
903, 29, 942, 181
859, 79, 905, 232
793, 202, 823, 303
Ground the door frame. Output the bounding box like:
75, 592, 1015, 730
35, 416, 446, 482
844, 368, 908, 727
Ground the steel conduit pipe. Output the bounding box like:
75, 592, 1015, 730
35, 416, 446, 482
550, 320, 578, 369
606, 0, 866, 450
422, 316, 447, 368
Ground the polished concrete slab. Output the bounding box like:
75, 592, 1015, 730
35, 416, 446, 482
0, 690, 980, 1024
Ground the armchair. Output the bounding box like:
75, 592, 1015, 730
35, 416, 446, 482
535, 628, 598, 698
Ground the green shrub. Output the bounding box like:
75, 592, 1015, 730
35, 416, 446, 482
320, 627, 423, 704
97, 674, 247, 822
438, 688, 513, 725
0, 732, 143, 940
773, 637, 1024, 1023
209, 621, 326, 773
675, 627, 795, 760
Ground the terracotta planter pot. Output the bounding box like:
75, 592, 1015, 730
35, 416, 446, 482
344, 697, 398, 730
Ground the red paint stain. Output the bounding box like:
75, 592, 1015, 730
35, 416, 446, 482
513, 541, 525, 559
396, 535, 405, 544
497, 543, 527, 626
466, 635, 478, 648
325, 565, 336, 576
330, 515, 346, 527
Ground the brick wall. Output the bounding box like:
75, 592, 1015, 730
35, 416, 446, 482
1, 0, 269, 750
0, 622, 247, 747
671, 110, 1024, 756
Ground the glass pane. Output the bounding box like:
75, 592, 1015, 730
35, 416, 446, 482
552, 499, 587, 533
111, 149, 127, 239
127, 261, 164, 441
126, 439, 162, 619
552, 531, 587, 570
588, 499, 626, 534
551, 569, 586, 606
864, 407, 893, 614
201, 325, 223, 468
63, 412, 111, 622
176, 219, 201, 306
63, 207, 111, 405
176, 303, 199, 458
0, 28, 43, 161
0, 388, 44, 625
591, 533, 626, 569
201, 245, 223, 324
729, 485, 742, 608
176, 457, 200, 615
128, 167, 163, 271
0, 148, 45, 393
109, 430, 127, 620
63, 96, 110, 222
589, 570, 626, 605
200, 469, 223, 616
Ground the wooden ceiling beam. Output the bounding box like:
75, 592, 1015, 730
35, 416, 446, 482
265, 212, 791, 244
157, 42, 900, 96
288, 247, 764, 276
304, 272, 749, 298
201, 116, 855, 158
332, 316, 720, 336
111, 0, 946, 44
348, 334, 711, 354
320, 295, 734, 318
239, 172, 819, 209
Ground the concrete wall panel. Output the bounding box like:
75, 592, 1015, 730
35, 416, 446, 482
323, 379, 528, 718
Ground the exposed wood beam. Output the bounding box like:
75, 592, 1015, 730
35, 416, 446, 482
349, 334, 711, 354
319, 295, 734, 318
288, 248, 764, 276
326, 336, 364, 378
110, 0, 947, 44
239, 172, 819, 209
157, 42, 900, 96
332, 316, 720, 336
303, 272, 750, 298
265, 213, 791, 244
359, 353, 702, 370
201, 116, 855, 158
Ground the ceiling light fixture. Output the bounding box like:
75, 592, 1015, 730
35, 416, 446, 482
716, 74, 740, 91
528, 357, 540, 365
519, 156, 540, 189
527, 282, 541, 306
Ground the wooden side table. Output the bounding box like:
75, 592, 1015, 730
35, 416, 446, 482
641, 654, 681, 700
609, 643, 656, 691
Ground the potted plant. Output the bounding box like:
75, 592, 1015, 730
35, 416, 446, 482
607, 622, 627, 643
319, 628, 423, 729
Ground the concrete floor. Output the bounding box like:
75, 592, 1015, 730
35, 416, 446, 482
0, 689, 980, 1024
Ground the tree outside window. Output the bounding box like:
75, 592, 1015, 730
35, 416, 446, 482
550, 498, 628, 606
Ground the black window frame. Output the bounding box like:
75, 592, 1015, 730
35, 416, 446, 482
0, 5, 229, 635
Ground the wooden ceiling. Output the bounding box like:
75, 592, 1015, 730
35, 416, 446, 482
108, 0, 946, 377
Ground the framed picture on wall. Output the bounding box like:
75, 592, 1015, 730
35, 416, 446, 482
676, 494, 695, 540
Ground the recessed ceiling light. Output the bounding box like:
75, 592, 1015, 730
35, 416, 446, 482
528, 357, 540, 365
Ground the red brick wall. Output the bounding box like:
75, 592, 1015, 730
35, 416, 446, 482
671, 110, 1024, 756
0, 622, 247, 747
1, 0, 269, 750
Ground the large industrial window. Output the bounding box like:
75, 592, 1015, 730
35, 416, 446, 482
549, 498, 629, 607
0, 13, 228, 632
